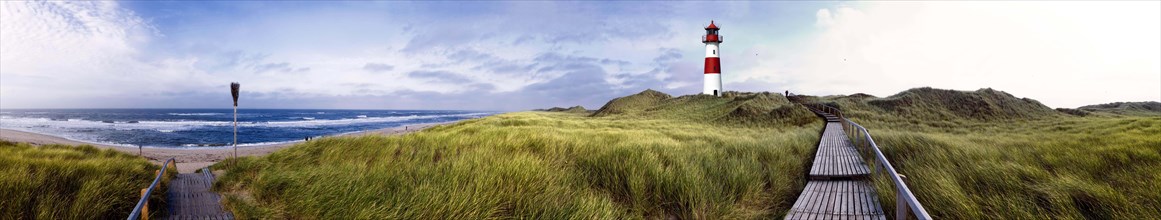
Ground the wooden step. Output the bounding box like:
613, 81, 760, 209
785, 180, 886, 220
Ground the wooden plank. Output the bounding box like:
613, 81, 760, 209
809, 182, 826, 220
839, 182, 851, 219
787, 182, 813, 220
825, 181, 840, 218
811, 181, 828, 220
859, 182, 873, 220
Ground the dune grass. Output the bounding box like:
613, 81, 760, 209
803, 89, 1161, 219
213, 111, 821, 219
0, 141, 170, 219
855, 116, 1161, 219
214, 88, 1160, 219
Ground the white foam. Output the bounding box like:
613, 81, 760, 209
0, 112, 491, 131
237, 140, 300, 147
167, 113, 224, 116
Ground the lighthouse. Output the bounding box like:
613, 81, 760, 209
702, 20, 723, 96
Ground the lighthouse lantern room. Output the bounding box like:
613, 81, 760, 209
702, 20, 723, 96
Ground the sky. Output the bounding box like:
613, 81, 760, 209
1, 1, 1158, 110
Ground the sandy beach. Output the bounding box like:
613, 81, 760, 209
0, 122, 454, 173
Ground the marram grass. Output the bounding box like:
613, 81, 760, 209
0, 141, 168, 219
214, 88, 1161, 219
214, 111, 821, 219
808, 89, 1161, 219
862, 116, 1161, 219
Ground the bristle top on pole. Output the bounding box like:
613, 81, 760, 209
230, 82, 240, 106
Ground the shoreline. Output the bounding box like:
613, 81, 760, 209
0, 121, 457, 173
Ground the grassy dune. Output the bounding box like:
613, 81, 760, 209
213, 92, 822, 219
866, 117, 1161, 219
806, 88, 1161, 219
0, 141, 169, 219
214, 88, 1160, 219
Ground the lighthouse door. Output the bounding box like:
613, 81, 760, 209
714, 90, 718, 96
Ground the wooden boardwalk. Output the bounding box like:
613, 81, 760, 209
809, 123, 871, 180
164, 168, 233, 220
786, 109, 885, 220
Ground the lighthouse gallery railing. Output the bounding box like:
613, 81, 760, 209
701, 35, 723, 43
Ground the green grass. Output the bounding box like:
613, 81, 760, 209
861, 116, 1161, 219
804, 88, 1161, 219
214, 110, 821, 219
0, 141, 170, 219
1078, 101, 1161, 116
214, 87, 1161, 219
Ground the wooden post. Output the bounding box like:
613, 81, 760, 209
231, 82, 240, 169
139, 188, 149, 220
896, 174, 910, 220
233, 105, 237, 166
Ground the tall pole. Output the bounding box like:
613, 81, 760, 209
231, 83, 240, 166
233, 105, 237, 161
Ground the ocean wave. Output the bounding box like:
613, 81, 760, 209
167, 113, 224, 116
237, 140, 301, 147
0, 112, 491, 130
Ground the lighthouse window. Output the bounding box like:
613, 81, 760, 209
713, 50, 716, 54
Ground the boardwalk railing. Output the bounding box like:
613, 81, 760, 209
803, 103, 932, 220
128, 158, 176, 220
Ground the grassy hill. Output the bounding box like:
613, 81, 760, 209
210, 87, 1161, 219
1079, 101, 1161, 116
794, 88, 1161, 219
796, 87, 1060, 123
540, 105, 590, 114
212, 90, 821, 219
592, 90, 816, 127
0, 141, 169, 219
590, 89, 672, 116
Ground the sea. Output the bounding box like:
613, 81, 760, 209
0, 109, 495, 148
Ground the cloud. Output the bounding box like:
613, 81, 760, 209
4, 1, 1154, 110
407, 70, 475, 84
777, 2, 1160, 108
814, 8, 835, 27
0, 1, 210, 108
362, 63, 395, 73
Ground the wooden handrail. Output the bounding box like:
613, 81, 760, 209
127, 158, 176, 220
846, 119, 932, 220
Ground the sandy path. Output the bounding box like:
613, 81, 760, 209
0, 122, 453, 173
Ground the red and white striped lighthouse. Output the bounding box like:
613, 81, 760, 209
702, 20, 723, 96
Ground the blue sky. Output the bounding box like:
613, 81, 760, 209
1, 1, 1158, 110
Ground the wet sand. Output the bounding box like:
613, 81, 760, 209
0, 122, 453, 173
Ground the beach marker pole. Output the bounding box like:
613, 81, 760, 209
231, 83, 240, 167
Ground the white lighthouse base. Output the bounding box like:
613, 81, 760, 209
703, 74, 723, 96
